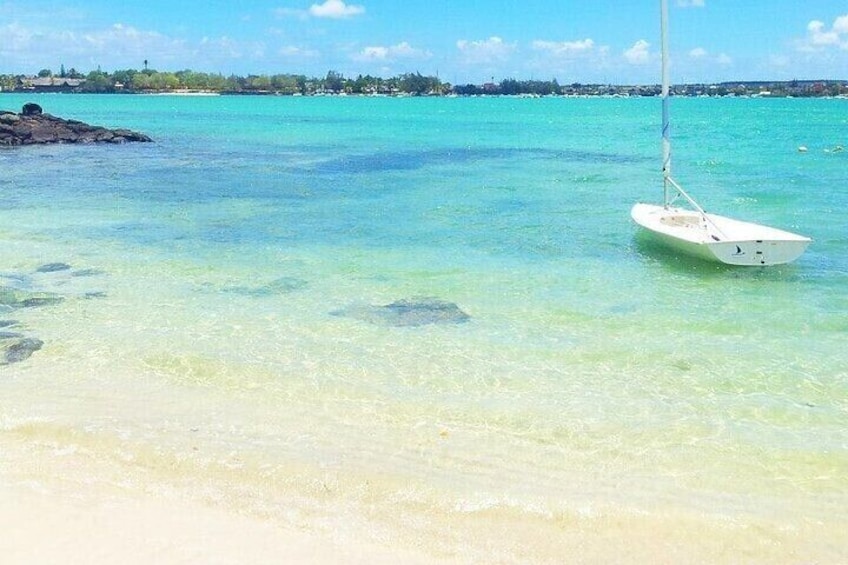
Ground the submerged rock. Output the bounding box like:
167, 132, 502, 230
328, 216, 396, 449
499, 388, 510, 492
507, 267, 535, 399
0, 104, 152, 145
0, 287, 65, 309
19, 295, 65, 308
332, 297, 471, 327
71, 268, 107, 278
223, 276, 308, 297
0, 263, 104, 368
36, 262, 72, 273
3, 337, 43, 364
83, 291, 108, 299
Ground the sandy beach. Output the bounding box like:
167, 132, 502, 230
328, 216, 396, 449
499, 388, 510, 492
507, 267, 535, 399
1, 427, 432, 565
3, 420, 843, 565
1, 488, 429, 564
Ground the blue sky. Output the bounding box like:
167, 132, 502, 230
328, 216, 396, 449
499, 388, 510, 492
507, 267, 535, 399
1, 0, 847, 83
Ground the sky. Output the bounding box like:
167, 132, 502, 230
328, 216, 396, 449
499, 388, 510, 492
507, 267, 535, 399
1, 0, 847, 84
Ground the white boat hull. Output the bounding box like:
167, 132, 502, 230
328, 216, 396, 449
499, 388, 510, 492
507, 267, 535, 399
631, 203, 811, 266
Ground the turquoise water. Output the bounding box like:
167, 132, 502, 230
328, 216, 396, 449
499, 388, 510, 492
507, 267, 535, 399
2, 93, 847, 561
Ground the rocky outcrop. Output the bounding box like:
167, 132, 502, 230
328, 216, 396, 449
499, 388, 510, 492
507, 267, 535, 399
0, 104, 152, 145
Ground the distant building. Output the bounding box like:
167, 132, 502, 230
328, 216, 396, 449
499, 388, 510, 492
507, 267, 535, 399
18, 76, 86, 92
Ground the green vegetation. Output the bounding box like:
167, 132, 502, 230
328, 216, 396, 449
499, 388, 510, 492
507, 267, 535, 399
0, 66, 450, 95
1, 65, 846, 97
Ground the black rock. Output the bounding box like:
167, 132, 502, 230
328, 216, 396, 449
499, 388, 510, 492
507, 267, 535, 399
0, 105, 152, 145
4, 337, 43, 364
22, 103, 42, 116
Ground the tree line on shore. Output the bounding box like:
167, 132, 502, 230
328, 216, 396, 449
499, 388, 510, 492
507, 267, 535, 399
1, 67, 449, 95
1, 66, 846, 98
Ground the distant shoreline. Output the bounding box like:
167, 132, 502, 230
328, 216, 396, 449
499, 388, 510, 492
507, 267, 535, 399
150, 90, 220, 96
3, 69, 846, 98
3, 90, 848, 99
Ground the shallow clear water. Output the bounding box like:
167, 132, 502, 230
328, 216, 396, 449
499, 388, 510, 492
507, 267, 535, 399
2, 93, 846, 561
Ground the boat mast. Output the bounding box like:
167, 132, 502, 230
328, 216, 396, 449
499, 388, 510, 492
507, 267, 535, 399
661, 0, 671, 207
657, 0, 716, 228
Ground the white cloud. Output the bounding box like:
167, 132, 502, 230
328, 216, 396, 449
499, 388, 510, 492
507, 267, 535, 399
676, 0, 705, 7
808, 20, 840, 46
0, 22, 35, 52
83, 23, 170, 51
456, 36, 516, 64
357, 46, 388, 60
278, 45, 319, 59
526, 38, 614, 83
353, 41, 430, 62
0, 21, 188, 62
716, 53, 732, 66
801, 15, 848, 51
624, 39, 650, 64
308, 0, 365, 19
0, 20, 268, 73
532, 39, 595, 56
686, 46, 732, 67
199, 35, 267, 61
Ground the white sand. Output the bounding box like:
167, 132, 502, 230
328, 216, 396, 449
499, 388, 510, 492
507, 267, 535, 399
2, 365, 845, 564
3, 458, 846, 564
0, 484, 431, 565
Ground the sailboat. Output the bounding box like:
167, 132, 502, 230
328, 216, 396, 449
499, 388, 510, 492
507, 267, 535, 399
631, 0, 811, 266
